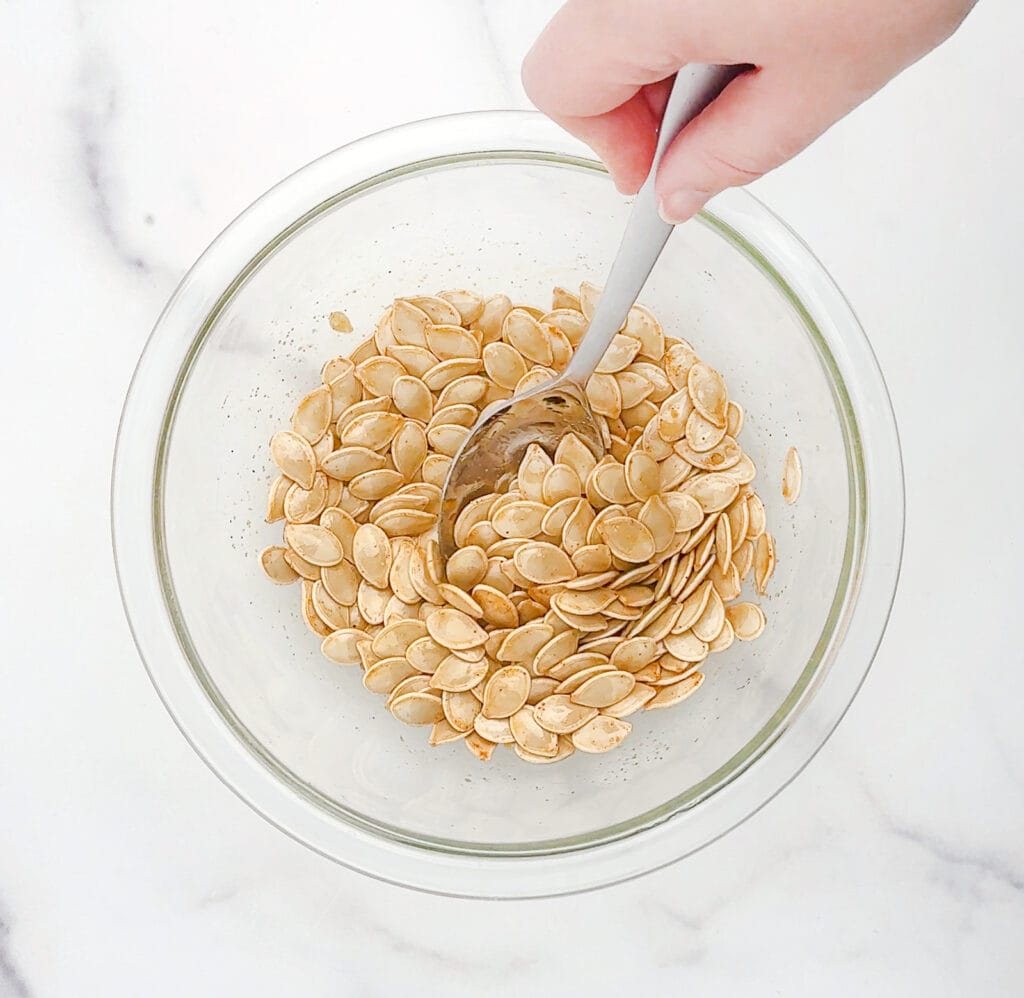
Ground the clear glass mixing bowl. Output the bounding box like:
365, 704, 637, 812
112, 111, 903, 898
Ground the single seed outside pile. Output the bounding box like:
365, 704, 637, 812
782, 446, 802, 504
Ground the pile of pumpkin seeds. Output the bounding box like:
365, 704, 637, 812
260, 285, 776, 764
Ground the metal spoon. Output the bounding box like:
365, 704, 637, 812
438, 65, 740, 559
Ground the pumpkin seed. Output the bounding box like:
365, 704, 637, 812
472, 714, 515, 743
646, 671, 704, 709
673, 580, 714, 635
441, 546, 485, 590
603, 683, 657, 718
616, 371, 655, 410
283, 548, 320, 581
532, 629, 580, 676
292, 386, 332, 444
356, 581, 390, 625
427, 323, 480, 361
624, 304, 664, 359
533, 694, 597, 734
676, 435, 742, 472
585, 373, 622, 418
328, 310, 353, 334
516, 444, 553, 502
265, 475, 291, 523
340, 411, 403, 451
709, 559, 742, 601
491, 500, 547, 539
426, 608, 487, 650
598, 517, 656, 564
310, 581, 350, 630
437, 289, 485, 325
514, 736, 575, 764
429, 718, 468, 746
687, 363, 728, 427
422, 358, 483, 391
715, 513, 733, 571
350, 335, 379, 364
336, 396, 391, 435
481, 665, 531, 719
430, 652, 489, 692
509, 707, 558, 757
389, 375, 432, 421
443, 689, 482, 731
356, 356, 405, 398
782, 446, 802, 504
724, 452, 757, 485
542, 463, 582, 504
551, 285, 582, 311
320, 628, 366, 664
482, 341, 527, 390
657, 389, 693, 442
322, 355, 354, 385
270, 430, 317, 489
513, 542, 577, 584
747, 493, 767, 538
391, 299, 431, 347
754, 532, 776, 595
321, 445, 387, 481
682, 473, 740, 513
260, 546, 299, 585
349, 469, 405, 501
503, 309, 552, 366
352, 523, 392, 588
496, 622, 554, 663
386, 344, 437, 378
685, 408, 727, 452
473, 585, 519, 628
328, 369, 362, 413
571, 715, 631, 753
364, 656, 418, 695
610, 637, 661, 672
464, 730, 497, 761
405, 635, 445, 673
284, 523, 344, 567
555, 433, 599, 482
390, 691, 445, 726
282, 472, 327, 523
474, 294, 512, 343
570, 670, 635, 708
692, 586, 726, 642
596, 334, 641, 374
728, 494, 750, 547
406, 295, 462, 326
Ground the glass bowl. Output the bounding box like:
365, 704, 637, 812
112, 111, 903, 898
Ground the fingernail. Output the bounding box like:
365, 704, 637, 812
658, 191, 707, 225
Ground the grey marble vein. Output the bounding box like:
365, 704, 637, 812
0, 908, 29, 998
70, 60, 152, 275
853, 767, 1024, 898
476, 0, 519, 103
887, 820, 1024, 895
67, 2, 162, 277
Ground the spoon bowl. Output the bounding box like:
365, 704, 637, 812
437, 380, 601, 559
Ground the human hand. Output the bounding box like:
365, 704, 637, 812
522, 0, 975, 222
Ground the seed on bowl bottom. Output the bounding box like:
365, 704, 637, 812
260, 284, 777, 763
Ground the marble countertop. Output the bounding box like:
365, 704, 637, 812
2, 1, 1022, 994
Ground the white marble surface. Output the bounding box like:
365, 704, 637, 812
1, 1, 1022, 994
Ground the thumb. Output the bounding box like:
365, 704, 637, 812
655, 67, 848, 223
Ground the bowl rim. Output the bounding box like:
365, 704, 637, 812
112, 109, 904, 898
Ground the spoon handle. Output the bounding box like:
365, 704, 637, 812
563, 64, 742, 386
